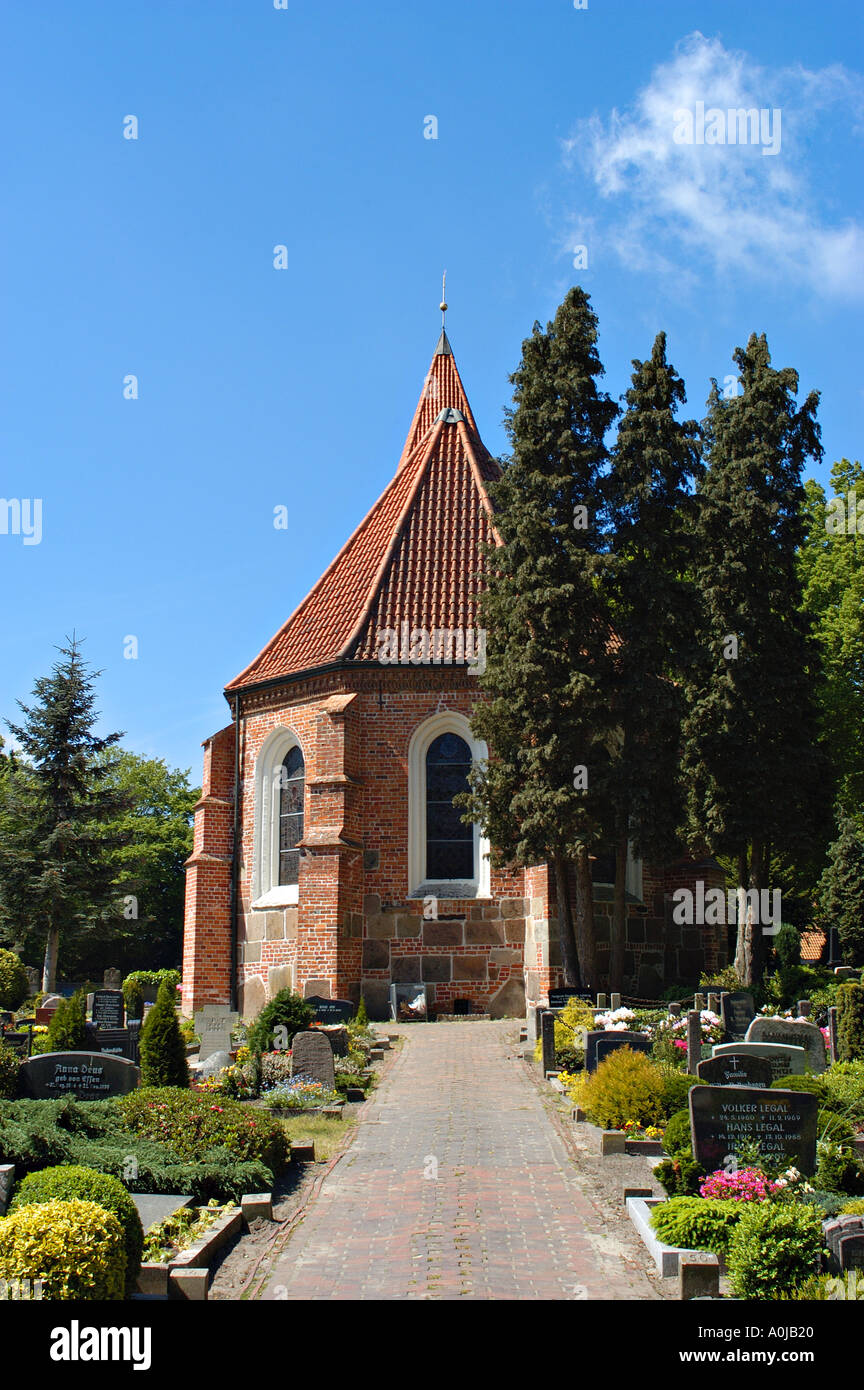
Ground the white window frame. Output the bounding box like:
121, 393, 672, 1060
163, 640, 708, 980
251, 725, 305, 908
407, 712, 490, 898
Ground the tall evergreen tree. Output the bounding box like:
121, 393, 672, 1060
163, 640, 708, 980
798, 460, 864, 812
463, 287, 618, 990
818, 814, 864, 965
681, 335, 829, 986
604, 333, 702, 990
0, 638, 129, 989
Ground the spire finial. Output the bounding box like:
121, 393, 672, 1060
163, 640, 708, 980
440, 270, 448, 327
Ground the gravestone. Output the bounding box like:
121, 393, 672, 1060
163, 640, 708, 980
88, 989, 125, 1030
689, 1084, 819, 1175
541, 1012, 556, 1075
697, 1053, 773, 1088
193, 1005, 239, 1057
585, 1030, 650, 1072
0, 1010, 12, 1029
687, 1009, 702, 1075
103, 968, 123, 990
837, 1233, 864, 1273
548, 987, 593, 1009
829, 1007, 839, 1065
89, 1026, 138, 1062
34, 995, 63, 1027
720, 991, 756, 1042
824, 1216, 864, 1271
25, 967, 40, 995
305, 995, 354, 1024
198, 1050, 232, 1078
18, 1051, 140, 1100
594, 1034, 652, 1069
290, 1031, 335, 1088
711, 1040, 807, 1084
745, 1016, 827, 1075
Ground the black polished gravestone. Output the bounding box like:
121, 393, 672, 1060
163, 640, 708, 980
305, 996, 355, 1024
86, 1023, 140, 1064
88, 989, 125, 1030
689, 1084, 819, 1175
720, 991, 756, 1042
585, 1030, 651, 1072
548, 988, 594, 1010
18, 1051, 140, 1100
697, 1053, 773, 1089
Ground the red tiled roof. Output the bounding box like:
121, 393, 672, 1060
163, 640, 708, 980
800, 930, 826, 963
226, 333, 500, 691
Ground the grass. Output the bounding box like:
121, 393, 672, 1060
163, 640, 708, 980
279, 1112, 357, 1162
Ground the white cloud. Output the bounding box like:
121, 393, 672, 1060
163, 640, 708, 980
562, 32, 864, 297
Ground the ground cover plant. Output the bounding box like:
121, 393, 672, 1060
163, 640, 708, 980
141, 1199, 231, 1263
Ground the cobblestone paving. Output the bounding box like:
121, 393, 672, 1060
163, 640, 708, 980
260, 1020, 661, 1300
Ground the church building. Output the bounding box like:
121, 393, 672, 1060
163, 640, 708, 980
181, 321, 725, 1020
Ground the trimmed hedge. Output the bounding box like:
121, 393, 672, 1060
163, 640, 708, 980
0, 1042, 19, 1100
650, 1196, 744, 1257
0, 1096, 281, 1203
0, 1198, 125, 1301
118, 1086, 289, 1171
727, 1202, 825, 1300
11, 1165, 144, 1297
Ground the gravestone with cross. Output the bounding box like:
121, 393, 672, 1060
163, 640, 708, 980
193, 1005, 239, 1060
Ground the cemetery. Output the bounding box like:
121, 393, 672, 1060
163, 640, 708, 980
0, 968, 390, 1300
533, 972, 864, 1298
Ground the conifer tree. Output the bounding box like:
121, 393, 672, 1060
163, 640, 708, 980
139, 979, 189, 1088
819, 814, 864, 964
604, 333, 702, 989
681, 335, 829, 986
464, 287, 618, 990
46, 990, 88, 1052
0, 638, 128, 990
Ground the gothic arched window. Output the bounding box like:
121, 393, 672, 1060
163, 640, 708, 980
278, 745, 305, 887
425, 732, 473, 881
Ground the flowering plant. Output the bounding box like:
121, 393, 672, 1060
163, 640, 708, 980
699, 1167, 781, 1201
621, 1120, 664, 1141
654, 1010, 723, 1045
260, 1074, 340, 1111
595, 1007, 638, 1032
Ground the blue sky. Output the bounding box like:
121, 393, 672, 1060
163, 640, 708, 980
1, 0, 862, 779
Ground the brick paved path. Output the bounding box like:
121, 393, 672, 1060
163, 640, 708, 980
259, 1020, 661, 1300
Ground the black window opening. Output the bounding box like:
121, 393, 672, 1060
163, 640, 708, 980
591, 847, 617, 885
425, 733, 474, 880
278, 745, 305, 886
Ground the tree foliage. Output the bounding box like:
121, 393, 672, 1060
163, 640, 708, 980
462, 286, 619, 989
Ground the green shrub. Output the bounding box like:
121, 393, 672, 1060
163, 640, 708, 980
123, 981, 144, 1021
815, 1140, 864, 1195
654, 1154, 706, 1198
0, 1198, 125, 1300
650, 1196, 744, 1257
771, 1074, 827, 1101
355, 997, 368, 1027
0, 1043, 19, 1100
727, 1202, 825, 1300
580, 1048, 666, 1130
659, 1070, 698, 1119
533, 997, 597, 1067
246, 989, 314, 1054
822, 1061, 864, 1126
662, 1108, 693, 1156
797, 1190, 847, 1218
123, 969, 181, 995
817, 1109, 856, 1145
11, 1165, 144, 1296
840, 1197, 864, 1215
0, 951, 28, 1011
0, 1096, 277, 1202
837, 983, 864, 1062
118, 1086, 288, 1171
139, 981, 189, 1088
46, 991, 87, 1052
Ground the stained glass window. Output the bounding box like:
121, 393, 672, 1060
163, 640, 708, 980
425, 733, 473, 880
278, 745, 304, 887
